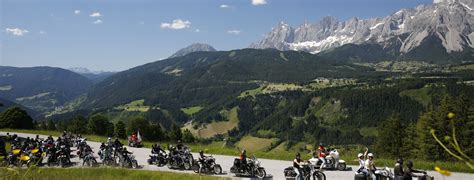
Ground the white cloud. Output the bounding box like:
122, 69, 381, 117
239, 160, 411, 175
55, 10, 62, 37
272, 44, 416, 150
160, 19, 191, 29
39, 30, 47, 35
5, 28, 29, 36
90, 12, 102, 17
220, 4, 230, 8
195, 29, 200, 32
251, 0, 267, 6
227, 30, 241, 35
93, 19, 103, 24
74, 10, 81, 15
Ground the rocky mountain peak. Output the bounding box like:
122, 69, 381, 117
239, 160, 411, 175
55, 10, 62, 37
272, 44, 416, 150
250, 1, 474, 55
169, 43, 217, 58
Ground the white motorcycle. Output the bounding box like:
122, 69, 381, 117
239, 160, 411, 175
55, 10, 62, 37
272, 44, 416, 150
309, 149, 346, 171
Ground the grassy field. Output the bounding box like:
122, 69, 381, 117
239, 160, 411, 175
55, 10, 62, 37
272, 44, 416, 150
182, 107, 239, 138
236, 136, 279, 152
399, 86, 432, 107
180, 106, 203, 116
114, 99, 156, 112
0, 167, 227, 180
2, 129, 473, 173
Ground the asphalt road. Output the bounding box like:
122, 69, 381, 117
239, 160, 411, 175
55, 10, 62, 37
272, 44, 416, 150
1, 132, 473, 180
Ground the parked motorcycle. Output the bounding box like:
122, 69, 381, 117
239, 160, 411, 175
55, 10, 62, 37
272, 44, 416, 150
193, 155, 222, 175
7, 149, 34, 167
230, 155, 266, 178
28, 148, 45, 166
309, 149, 346, 171
57, 145, 71, 167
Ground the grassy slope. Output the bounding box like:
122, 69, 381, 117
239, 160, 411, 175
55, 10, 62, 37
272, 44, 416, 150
183, 107, 239, 138
181, 106, 204, 116
2, 129, 473, 173
0, 167, 226, 180
236, 136, 279, 152
399, 87, 432, 107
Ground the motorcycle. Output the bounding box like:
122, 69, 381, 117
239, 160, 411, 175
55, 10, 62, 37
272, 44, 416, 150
230, 155, 266, 178
28, 148, 45, 166
82, 151, 98, 167
374, 166, 395, 180
120, 154, 139, 169
147, 152, 167, 167
57, 145, 71, 167
309, 149, 346, 171
182, 148, 194, 170
193, 155, 222, 175
7, 149, 34, 167
101, 148, 117, 166
284, 163, 327, 180
167, 154, 190, 170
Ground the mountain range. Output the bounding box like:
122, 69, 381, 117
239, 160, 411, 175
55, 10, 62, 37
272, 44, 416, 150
250, 0, 474, 63
0, 66, 93, 114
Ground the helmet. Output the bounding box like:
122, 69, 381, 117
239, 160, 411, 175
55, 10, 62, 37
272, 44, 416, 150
357, 153, 364, 158
123, 147, 127, 151
367, 153, 374, 158
108, 137, 111, 140
406, 160, 413, 167
397, 158, 404, 164
296, 152, 301, 158
177, 140, 182, 143
157, 144, 161, 147
242, 149, 246, 154
319, 143, 324, 146
199, 150, 204, 154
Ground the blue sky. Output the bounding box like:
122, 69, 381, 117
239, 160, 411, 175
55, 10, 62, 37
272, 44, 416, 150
1, 0, 433, 71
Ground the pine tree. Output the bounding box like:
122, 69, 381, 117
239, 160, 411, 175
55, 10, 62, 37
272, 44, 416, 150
0, 107, 34, 129
375, 113, 404, 158
115, 121, 127, 139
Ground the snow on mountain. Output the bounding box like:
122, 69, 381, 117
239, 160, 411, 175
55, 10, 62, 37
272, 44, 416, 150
68, 67, 110, 75
250, 0, 474, 54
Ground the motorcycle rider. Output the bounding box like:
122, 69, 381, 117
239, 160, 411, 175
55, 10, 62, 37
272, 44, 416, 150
240, 149, 248, 172
198, 150, 208, 165
403, 160, 427, 180
113, 138, 123, 157
366, 153, 377, 180
107, 137, 113, 147
356, 147, 369, 176
152, 144, 166, 155
293, 152, 305, 180
316, 143, 328, 170
176, 140, 184, 151
394, 158, 405, 180
121, 147, 133, 163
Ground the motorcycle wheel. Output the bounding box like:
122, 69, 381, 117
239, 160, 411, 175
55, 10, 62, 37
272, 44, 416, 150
337, 163, 346, 171
213, 165, 222, 175
192, 164, 200, 173
313, 171, 326, 180
256, 168, 266, 178
147, 159, 153, 165
132, 160, 138, 169
92, 159, 98, 167
26, 161, 34, 167
184, 161, 191, 170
